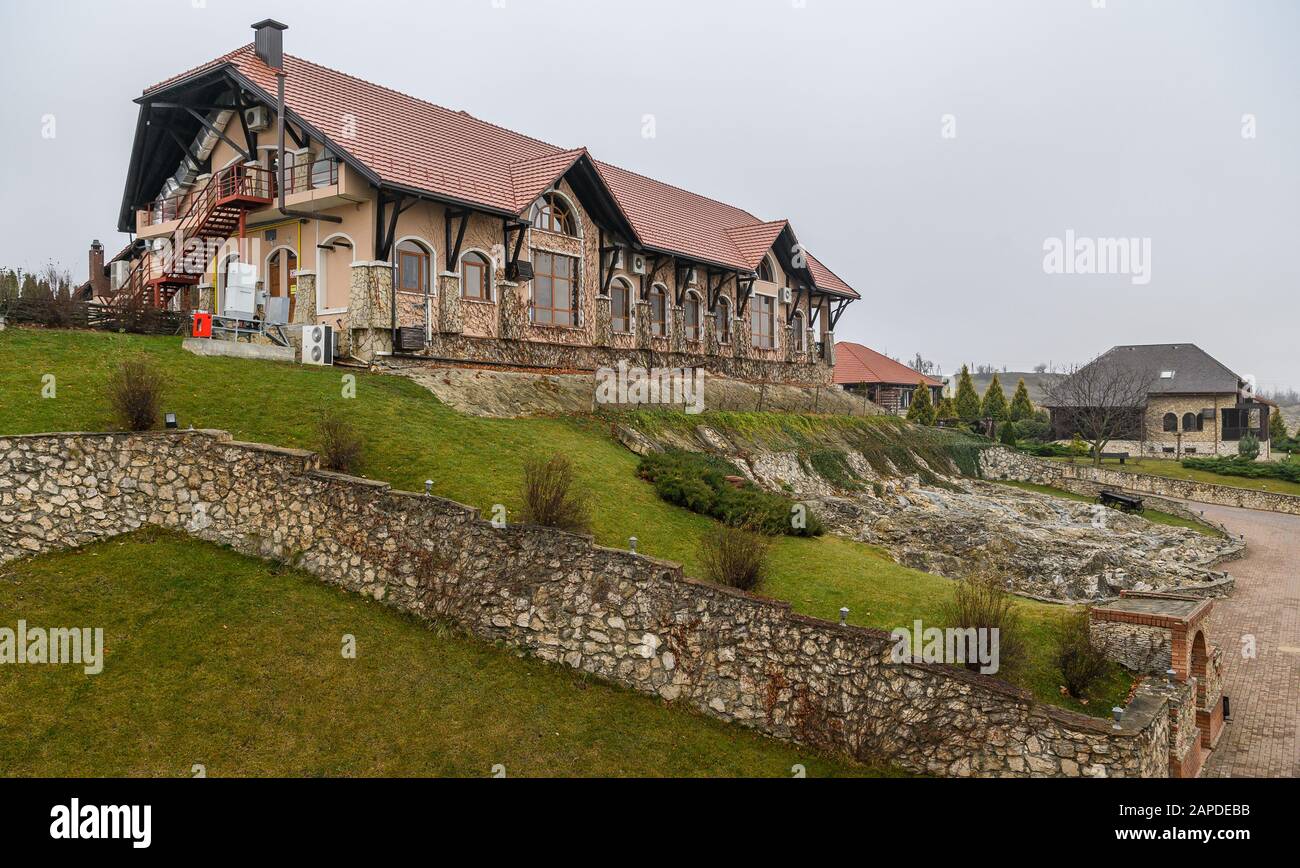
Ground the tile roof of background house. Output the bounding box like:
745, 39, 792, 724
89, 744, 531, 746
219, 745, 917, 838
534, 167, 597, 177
142, 45, 858, 298
1098, 344, 1243, 395
834, 342, 944, 388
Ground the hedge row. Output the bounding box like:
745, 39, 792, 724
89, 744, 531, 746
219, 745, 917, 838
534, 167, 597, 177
636, 450, 825, 537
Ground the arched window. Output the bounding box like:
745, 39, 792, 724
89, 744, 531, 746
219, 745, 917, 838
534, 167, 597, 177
531, 193, 577, 236
1163, 413, 1178, 432
649, 285, 668, 337
1182, 412, 1202, 432
757, 255, 776, 283
611, 279, 632, 333
715, 296, 731, 344
791, 310, 806, 351
397, 240, 431, 294
462, 251, 492, 301
684, 292, 701, 342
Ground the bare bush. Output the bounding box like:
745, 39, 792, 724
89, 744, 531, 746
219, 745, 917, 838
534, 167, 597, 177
317, 410, 365, 473
1056, 607, 1111, 699
521, 453, 592, 534
698, 524, 770, 591
942, 564, 1025, 680
107, 356, 165, 431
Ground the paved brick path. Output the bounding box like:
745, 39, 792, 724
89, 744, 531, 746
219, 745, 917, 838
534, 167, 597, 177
1186, 503, 1300, 778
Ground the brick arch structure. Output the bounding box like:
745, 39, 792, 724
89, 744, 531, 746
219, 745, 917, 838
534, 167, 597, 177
1188, 628, 1209, 708
1090, 591, 1228, 777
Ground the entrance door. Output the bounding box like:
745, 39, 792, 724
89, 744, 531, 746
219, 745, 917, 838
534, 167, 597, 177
268, 248, 298, 321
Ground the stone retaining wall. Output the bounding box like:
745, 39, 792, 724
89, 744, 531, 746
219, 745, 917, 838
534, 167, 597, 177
980, 447, 1300, 516
0, 430, 1176, 777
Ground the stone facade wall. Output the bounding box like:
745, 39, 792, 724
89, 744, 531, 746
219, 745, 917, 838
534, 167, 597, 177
0, 431, 1177, 777
979, 447, 1300, 517
356, 178, 838, 385
1091, 618, 1173, 675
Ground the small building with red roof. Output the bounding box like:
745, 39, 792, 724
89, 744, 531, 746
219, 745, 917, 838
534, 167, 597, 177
834, 342, 945, 415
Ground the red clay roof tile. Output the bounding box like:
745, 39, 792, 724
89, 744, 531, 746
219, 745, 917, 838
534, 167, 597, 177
144, 45, 858, 298
834, 342, 943, 387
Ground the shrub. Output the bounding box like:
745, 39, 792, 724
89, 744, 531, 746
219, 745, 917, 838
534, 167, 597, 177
942, 565, 1025, 679
1182, 454, 1300, 483
998, 421, 1018, 446
521, 453, 592, 534
1021, 441, 1073, 457
697, 524, 769, 591
637, 449, 825, 536
317, 410, 365, 474
905, 380, 936, 426
107, 356, 165, 431
1013, 418, 1052, 443
1237, 430, 1260, 462
1055, 607, 1110, 699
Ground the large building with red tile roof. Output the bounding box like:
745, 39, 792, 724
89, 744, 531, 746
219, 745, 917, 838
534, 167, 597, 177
109, 20, 858, 382
834, 341, 945, 415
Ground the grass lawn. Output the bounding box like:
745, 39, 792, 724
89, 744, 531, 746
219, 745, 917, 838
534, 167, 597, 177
1048, 455, 1300, 499
0, 328, 1131, 716
0, 528, 883, 776
992, 480, 1224, 537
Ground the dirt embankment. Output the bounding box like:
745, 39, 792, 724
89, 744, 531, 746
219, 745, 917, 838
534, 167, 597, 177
383, 359, 883, 419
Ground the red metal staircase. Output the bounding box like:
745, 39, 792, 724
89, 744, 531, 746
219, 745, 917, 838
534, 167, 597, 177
111, 164, 274, 310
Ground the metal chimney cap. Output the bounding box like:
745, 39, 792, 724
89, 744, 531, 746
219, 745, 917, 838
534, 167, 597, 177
251, 19, 288, 30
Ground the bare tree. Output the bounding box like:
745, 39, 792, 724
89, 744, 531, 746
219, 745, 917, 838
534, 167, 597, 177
1045, 354, 1151, 466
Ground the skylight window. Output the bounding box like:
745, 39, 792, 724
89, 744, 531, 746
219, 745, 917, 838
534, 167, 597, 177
1160, 370, 1176, 379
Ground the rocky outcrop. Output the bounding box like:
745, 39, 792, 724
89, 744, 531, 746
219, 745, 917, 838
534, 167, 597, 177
617, 428, 1240, 602
810, 477, 1237, 601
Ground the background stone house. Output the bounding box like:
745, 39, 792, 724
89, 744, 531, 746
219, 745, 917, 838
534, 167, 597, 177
109, 20, 860, 385
1046, 343, 1272, 459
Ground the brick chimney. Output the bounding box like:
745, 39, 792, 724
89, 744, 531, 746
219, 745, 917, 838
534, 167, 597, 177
88, 240, 109, 298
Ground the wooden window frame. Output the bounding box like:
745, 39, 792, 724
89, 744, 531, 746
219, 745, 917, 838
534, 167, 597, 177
531, 250, 578, 326
461, 252, 492, 301
397, 244, 429, 294
649, 286, 667, 337
532, 194, 577, 236
611, 281, 632, 333
751, 294, 776, 349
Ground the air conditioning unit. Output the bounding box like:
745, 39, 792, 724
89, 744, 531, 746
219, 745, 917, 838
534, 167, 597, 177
244, 106, 270, 132
630, 253, 649, 275
302, 324, 334, 366
507, 260, 535, 282
780, 286, 793, 304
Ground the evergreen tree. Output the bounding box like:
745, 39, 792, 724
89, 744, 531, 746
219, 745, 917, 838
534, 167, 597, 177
936, 395, 956, 420
981, 373, 1009, 421
955, 365, 981, 422
1270, 408, 1288, 443
906, 381, 936, 426
1009, 378, 1034, 422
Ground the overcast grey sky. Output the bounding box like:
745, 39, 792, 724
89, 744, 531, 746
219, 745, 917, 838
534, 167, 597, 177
2, 0, 1296, 389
